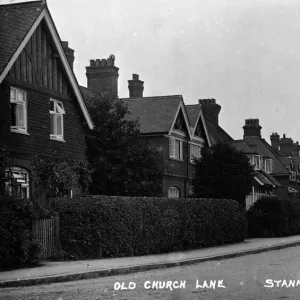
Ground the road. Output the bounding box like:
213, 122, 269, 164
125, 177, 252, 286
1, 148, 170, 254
1, 246, 300, 300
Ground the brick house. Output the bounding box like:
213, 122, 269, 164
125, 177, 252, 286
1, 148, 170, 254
188, 99, 286, 208
0, 1, 94, 201
81, 54, 212, 197
121, 75, 212, 198
270, 133, 300, 199
231, 119, 289, 208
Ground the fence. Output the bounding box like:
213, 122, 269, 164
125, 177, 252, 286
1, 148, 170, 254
32, 213, 60, 259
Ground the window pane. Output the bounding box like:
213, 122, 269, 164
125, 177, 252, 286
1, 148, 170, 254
56, 102, 65, 114
17, 90, 24, 102
175, 140, 180, 159
11, 103, 17, 126
56, 114, 62, 136
50, 114, 55, 134
16, 104, 25, 127
50, 101, 54, 112
10, 88, 16, 100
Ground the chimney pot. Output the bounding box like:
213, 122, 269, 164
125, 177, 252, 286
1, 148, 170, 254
86, 55, 119, 100
62, 41, 75, 70
128, 74, 144, 98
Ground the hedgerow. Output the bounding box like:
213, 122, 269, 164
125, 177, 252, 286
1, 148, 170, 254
51, 195, 244, 259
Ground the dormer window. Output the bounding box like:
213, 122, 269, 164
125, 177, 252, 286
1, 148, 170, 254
264, 159, 272, 173
248, 154, 261, 170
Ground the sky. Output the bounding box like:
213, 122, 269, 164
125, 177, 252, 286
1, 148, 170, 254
2, 0, 300, 142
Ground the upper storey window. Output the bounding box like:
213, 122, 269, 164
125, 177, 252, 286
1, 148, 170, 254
50, 99, 65, 141
10, 87, 27, 133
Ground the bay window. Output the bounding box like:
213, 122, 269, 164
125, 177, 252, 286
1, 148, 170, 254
5, 167, 30, 199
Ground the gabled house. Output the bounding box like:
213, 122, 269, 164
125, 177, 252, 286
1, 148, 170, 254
120, 74, 211, 198
270, 133, 300, 198
232, 119, 289, 208
0, 1, 94, 201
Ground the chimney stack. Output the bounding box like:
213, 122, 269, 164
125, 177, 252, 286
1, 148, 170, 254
85, 54, 119, 100
270, 132, 280, 150
198, 99, 221, 126
243, 119, 262, 138
128, 74, 144, 98
61, 41, 74, 70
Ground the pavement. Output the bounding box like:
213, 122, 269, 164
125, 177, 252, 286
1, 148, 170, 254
1, 235, 300, 288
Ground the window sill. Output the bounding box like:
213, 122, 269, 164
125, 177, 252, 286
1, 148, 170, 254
11, 129, 30, 135
169, 157, 184, 162
50, 136, 66, 142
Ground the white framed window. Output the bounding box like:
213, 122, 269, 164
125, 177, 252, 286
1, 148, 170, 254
5, 167, 30, 199
264, 159, 272, 173
50, 99, 65, 140
168, 187, 180, 198
190, 144, 201, 163
10, 87, 27, 133
253, 155, 261, 170
169, 138, 183, 160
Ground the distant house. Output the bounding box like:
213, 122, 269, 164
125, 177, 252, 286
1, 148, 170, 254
80, 55, 214, 198
121, 75, 211, 198
0, 1, 94, 202
231, 119, 289, 208
270, 133, 300, 198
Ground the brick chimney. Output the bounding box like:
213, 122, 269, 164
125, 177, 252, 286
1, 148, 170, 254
243, 119, 262, 138
279, 134, 294, 156
270, 132, 280, 150
61, 41, 74, 70
128, 74, 144, 98
198, 99, 221, 126
85, 55, 119, 100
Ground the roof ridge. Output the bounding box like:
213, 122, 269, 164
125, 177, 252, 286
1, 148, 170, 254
0, 1, 45, 8
121, 95, 183, 100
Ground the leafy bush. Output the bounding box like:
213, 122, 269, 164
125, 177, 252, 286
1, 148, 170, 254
192, 142, 254, 207
248, 195, 291, 237
51, 195, 244, 259
0, 195, 42, 269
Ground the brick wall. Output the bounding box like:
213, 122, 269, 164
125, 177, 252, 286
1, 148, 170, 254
0, 78, 87, 163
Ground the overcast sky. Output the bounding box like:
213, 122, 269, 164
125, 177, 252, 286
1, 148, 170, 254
2, 0, 300, 142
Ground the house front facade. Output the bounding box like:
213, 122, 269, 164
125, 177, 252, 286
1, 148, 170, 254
231, 119, 289, 209
0, 1, 93, 202
122, 75, 211, 198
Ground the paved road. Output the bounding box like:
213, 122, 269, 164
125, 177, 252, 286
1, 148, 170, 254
1, 246, 300, 300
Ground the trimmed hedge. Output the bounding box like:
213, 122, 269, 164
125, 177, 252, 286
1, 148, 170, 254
51, 196, 244, 259
0, 195, 42, 269
248, 195, 291, 237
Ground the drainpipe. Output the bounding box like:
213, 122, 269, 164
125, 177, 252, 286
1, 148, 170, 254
185, 139, 190, 198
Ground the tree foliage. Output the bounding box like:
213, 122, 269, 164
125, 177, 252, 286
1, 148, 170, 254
86, 97, 163, 196
192, 142, 254, 206
30, 150, 92, 199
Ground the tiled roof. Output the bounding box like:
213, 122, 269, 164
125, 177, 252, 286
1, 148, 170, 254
231, 140, 257, 154
261, 171, 283, 188
121, 96, 182, 134
0, 1, 45, 75
206, 121, 233, 144
234, 136, 289, 175
280, 156, 300, 170
79, 86, 108, 107
254, 171, 274, 187
185, 105, 199, 128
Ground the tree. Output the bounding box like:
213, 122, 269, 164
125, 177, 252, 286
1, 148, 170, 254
30, 150, 92, 200
192, 142, 254, 207
86, 96, 163, 196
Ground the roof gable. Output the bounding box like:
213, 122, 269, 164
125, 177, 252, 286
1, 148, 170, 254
0, 1, 94, 130
185, 105, 211, 146
237, 137, 289, 175
122, 95, 182, 134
